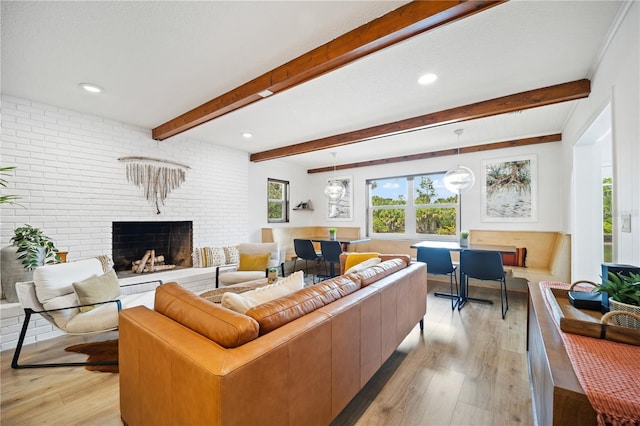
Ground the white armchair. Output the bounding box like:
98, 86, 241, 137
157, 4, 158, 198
12, 258, 161, 369
216, 242, 285, 288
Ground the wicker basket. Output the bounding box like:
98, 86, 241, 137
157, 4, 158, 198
607, 299, 640, 329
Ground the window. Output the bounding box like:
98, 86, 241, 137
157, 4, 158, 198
367, 173, 458, 239
602, 176, 613, 262
267, 178, 289, 223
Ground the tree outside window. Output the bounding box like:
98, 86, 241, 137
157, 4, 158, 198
368, 173, 458, 238
603, 176, 612, 262
267, 178, 289, 223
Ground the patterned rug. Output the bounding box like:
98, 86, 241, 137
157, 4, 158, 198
65, 339, 119, 373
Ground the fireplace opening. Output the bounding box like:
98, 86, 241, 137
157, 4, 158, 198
112, 221, 193, 275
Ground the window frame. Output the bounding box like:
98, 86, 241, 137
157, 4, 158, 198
366, 172, 459, 240
267, 178, 290, 223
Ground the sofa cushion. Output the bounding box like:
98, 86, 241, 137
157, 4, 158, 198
42, 293, 80, 330
154, 283, 259, 348
345, 257, 381, 274
73, 269, 121, 312
344, 252, 380, 271
221, 271, 304, 314
246, 275, 361, 335
33, 258, 105, 303
219, 271, 266, 286
349, 258, 408, 287
238, 253, 270, 271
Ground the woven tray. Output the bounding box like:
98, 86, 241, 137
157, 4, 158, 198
545, 287, 640, 346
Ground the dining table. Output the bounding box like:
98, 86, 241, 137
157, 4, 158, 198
310, 236, 371, 250
410, 240, 516, 309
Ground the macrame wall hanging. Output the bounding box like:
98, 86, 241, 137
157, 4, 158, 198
118, 156, 190, 214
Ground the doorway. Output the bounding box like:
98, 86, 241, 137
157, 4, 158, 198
572, 103, 613, 281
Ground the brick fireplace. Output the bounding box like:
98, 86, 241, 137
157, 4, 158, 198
112, 221, 193, 273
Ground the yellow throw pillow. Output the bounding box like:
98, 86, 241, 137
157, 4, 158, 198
344, 252, 380, 272
237, 253, 270, 271
72, 269, 121, 312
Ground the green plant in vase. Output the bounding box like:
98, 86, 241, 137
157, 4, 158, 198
329, 228, 337, 240
0, 166, 21, 206
595, 271, 640, 307
459, 230, 469, 247
594, 271, 640, 329
11, 224, 60, 270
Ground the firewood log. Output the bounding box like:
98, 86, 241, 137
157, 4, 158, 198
133, 255, 164, 265
136, 250, 152, 273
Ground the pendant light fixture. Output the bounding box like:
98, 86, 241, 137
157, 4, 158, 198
324, 152, 346, 200
443, 129, 475, 194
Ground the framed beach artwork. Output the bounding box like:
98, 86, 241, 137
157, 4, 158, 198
326, 175, 353, 221
481, 154, 537, 222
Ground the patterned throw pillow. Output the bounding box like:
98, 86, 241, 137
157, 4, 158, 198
94, 255, 114, 273
192, 249, 202, 268
223, 245, 240, 265
193, 247, 226, 267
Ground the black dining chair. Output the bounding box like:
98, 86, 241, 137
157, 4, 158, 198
320, 240, 343, 279
293, 239, 323, 283
460, 250, 509, 319
416, 246, 459, 309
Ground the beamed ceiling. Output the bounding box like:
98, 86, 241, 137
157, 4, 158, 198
1, 1, 626, 171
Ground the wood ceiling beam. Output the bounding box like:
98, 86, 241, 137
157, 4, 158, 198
151, 0, 506, 141
307, 133, 561, 173
250, 79, 590, 162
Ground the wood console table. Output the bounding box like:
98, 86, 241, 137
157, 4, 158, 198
527, 282, 597, 425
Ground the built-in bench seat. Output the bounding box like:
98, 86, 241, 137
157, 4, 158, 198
262, 227, 571, 289
261, 226, 361, 261
327, 230, 571, 290
468, 229, 571, 285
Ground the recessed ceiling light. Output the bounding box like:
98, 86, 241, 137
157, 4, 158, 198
79, 83, 103, 93
242, 132, 253, 139
417, 73, 438, 85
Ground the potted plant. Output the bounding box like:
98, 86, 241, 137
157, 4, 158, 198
328, 228, 337, 240
0, 166, 21, 206
460, 231, 469, 247
1, 225, 60, 302
594, 271, 640, 329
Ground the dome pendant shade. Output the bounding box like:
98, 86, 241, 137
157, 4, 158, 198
444, 166, 475, 194
324, 179, 346, 200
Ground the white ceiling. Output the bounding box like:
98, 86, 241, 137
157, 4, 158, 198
1, 1, 625, 170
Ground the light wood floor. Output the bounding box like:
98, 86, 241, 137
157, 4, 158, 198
1, 281, 533, 425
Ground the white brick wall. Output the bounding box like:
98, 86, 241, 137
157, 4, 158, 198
0, 94, 251, 349
1, 94, 249, 259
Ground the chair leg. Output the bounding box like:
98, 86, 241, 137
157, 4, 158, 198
501, 278, 509, 319
11, 309, 118, 369
448, 273, 460, 310
419, 318, 424, 331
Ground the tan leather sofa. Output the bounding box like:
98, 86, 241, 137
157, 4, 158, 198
119, 254, 427, 426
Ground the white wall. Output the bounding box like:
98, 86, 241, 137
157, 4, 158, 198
0, 95, 251, 263
562, 2, 640, 280
249, 140, 565, 237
